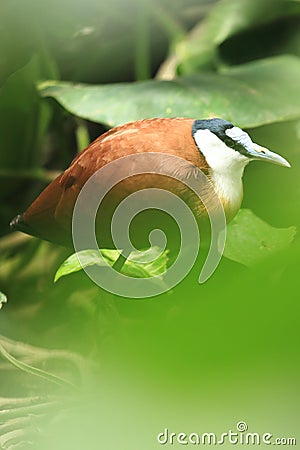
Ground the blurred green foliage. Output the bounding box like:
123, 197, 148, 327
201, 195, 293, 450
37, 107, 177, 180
223, 209, 296, 266
0, 0, 300, 448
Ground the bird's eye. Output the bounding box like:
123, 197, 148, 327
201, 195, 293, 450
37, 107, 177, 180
224, 138, 235, 148
225, 126, 253, 149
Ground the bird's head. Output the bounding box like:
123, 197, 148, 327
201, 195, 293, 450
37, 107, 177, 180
192, 118, 290, 173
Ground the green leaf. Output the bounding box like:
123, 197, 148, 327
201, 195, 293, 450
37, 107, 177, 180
174, 0, 300, 72
54, 249, 115, 282
0, 292, 7, 310
54, 247, 169, 282
123, 247, 169, 278
224, 209, 297, 267
39, 55, 300, 129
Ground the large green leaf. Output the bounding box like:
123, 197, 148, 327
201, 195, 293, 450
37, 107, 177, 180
174, 0, 300, 72
224, 209, 296, 267
39, 56, 300, 129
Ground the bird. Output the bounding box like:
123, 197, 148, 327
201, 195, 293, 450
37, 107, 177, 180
10, 117, 290, 249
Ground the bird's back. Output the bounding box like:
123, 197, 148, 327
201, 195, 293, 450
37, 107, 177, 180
11, 118, 210, 247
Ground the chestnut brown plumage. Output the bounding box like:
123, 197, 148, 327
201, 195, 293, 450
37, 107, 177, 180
10, 118, 211, 247
10, 117, 290, 248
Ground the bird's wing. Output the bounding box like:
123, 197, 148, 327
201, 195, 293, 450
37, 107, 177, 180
18, 118, 209, 245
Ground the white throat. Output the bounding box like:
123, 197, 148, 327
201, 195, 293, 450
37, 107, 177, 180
193, 128, 250, 219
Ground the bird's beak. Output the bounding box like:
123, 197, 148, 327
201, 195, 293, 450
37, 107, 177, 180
248, 143, 291, 168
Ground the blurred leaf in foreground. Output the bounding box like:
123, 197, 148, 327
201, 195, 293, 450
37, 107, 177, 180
54, 247, 169, 282
39, 55, 300, 129
224, 209, 296, 267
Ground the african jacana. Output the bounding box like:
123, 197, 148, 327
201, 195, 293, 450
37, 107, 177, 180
10, 118, 290, 249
